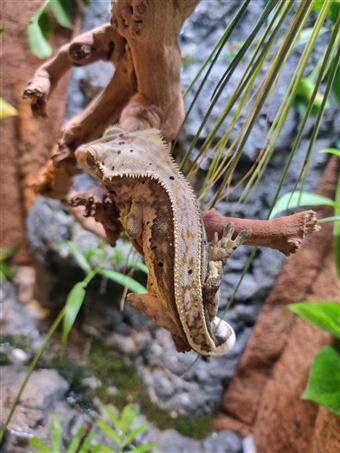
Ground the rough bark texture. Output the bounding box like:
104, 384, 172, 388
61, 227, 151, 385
215, 157, 340, 452
0, 0, 75, 262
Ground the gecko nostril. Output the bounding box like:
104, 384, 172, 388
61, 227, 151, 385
188, 269, 193, 274
169, 176, 175, 180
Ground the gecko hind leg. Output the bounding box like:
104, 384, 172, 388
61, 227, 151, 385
203, 223, 250, 330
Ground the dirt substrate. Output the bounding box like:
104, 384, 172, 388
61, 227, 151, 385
216, 157, 340, 452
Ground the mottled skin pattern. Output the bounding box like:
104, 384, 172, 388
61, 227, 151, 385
75, 127, 248, 356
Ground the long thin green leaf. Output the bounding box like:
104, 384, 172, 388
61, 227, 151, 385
120, 405, 138, 433
96, 420, 121, 446
78, 430, 96, 453
29, 437, 50, 453
61, 280, 89, 351
66, 425, 86, 453
297, 13, 340, 191
266, 17, 340, 218
50, 414, 63, 453
180, 0, 279, 170
128, 443, 157, 453
200, 0, 289, 165
210, 0, 313, 207
49, 0, 73, 29
121, 423, 150, 448
173, 0, 251, 152
66, 241, 92, 274
198, 0, 292, 195
320, 148, 340, 158
334, 173, 340, 278
98, 269, 147, 293
270, 191, 339, 218
318, 215, 340, 224
104, 406, 122, 430
238, 0, 331, 206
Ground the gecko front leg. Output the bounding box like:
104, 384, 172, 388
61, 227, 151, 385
203, 223, 250, 344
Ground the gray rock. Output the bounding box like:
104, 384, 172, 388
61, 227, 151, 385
0, 367, 69, 452
144, 428, 242, 453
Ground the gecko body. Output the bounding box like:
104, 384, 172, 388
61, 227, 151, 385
75, 127, 248, 356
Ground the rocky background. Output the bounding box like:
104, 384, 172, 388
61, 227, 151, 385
1, 1, 339, 452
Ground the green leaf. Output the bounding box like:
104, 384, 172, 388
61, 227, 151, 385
121, 423, 151, 448
0, 262, 15, 281
49, 0, 73, 29
0, 97, 18, 119
104, 405, 121, 429
270, 191, 339, 218
333, 64, 340, 103
318, 215, 340, 224
320, 148, 340, 158
96, 420, 121, 446
66, 425, 85, 453
91, 445, 115, 453
128, 260, 149, 275
29, 437, 50, 453
0, 243, 19, 262
66, 241, 91, 274
98, 269, 147, 294
78, 430, 96, 453
128, 443, 157, 453
288, 302, 340, 338
62, 282, 87, 350
27, 18, 52, 59
120, 404, 138, 433
334, 174, 340, 278
303, 345, 340, 416
50, 414, 63, 452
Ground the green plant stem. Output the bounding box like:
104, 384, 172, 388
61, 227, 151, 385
318, 216, 340, 224
0, 307, 66, 444
297, 15, 340, 191
267, 16, 340, 217
172, 0, 251, 154
180, 0, 279, 170
210, 0, 313, 208
236, 0, 331, 207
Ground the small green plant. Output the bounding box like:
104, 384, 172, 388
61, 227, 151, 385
27, 0, 90, 59
288, 301, 340, 416
0, 244, 19, 281
62, 241, 147, 352
29, 404, 155, 453
270, 148, 340, 277
0, 97, 18, 119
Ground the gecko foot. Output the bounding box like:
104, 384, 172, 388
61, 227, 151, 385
209, 223, 250, 263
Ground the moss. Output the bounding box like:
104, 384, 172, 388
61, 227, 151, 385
88, 342, 213, 439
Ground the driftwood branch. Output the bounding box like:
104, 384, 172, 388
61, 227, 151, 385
24, 0, 320, 255
68, 189, 320, 256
